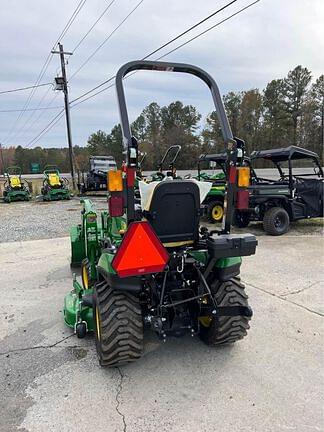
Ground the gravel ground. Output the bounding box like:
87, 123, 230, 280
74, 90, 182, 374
0, 196, 322, 243
0, 197, 108, 243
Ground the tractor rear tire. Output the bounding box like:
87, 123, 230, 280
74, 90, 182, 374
207, 200, 224, 223
199, 277, 251, 346
93, 280, 143, 367
263, 206, 289, 236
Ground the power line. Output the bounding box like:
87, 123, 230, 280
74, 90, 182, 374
156, 0, 260, 60
0, 105, 63, 113
69, 0, 145, 81
3, 0, 87, 145
72, 0, 116, 53
25, 0, 260, 147
70, 0, 240, 105
25, 109, 65, 148
142, 0, 239, 60
0, 82, 52, 95
55, 0, 88, 48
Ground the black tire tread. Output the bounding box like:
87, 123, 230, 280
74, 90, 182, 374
94, 281, 143, 367
263, 206, 289, 236
200, 277, 251, 346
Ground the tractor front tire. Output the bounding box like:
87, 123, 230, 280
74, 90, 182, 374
207, 200, 224, 223
200, 277, 251, 346
93, 280, 143, 367
263, 206, 289, 236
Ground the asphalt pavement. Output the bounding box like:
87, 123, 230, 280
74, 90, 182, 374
0, 234, 323, 432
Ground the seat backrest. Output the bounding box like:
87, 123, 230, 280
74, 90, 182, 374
145, 180, 200, 246
10, 176, 21, 188
48, 173, 61, 187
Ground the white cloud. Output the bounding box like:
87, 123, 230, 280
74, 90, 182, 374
0, 0, 323, 147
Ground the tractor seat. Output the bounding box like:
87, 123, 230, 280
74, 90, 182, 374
10, 176, 22, 188
143, 180, 200, 247
48, 173, 61, 187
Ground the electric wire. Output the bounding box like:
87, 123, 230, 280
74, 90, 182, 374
3, 0, 87, 145
25, 0, 260, 147
72, 0, 116, 53
69, 0, 240, 104
69, 0, 145, 81
0, 83, 52, 95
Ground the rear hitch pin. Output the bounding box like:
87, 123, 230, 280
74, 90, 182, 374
177, 255, 184, 273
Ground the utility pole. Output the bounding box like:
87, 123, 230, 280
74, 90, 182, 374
51, 43, 76, 189
0, 143, 5, 175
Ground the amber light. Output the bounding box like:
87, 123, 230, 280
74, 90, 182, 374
108, 170, 123, 192
237, 167, 250, 187
112, 221, 169, 278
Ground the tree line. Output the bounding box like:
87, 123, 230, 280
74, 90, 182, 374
1, 65, 322, 173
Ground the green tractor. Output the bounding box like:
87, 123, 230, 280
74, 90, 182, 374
63, 60, 257, 367
41, 165, 70, 201
3, 166, 31, 203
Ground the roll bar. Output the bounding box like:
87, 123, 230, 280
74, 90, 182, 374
115, 60, 237, 231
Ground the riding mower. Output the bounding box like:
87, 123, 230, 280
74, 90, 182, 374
63, 60, 257, 367
2, 166, 31, 203
151, 145, 182, 181
41, 165, 70, 201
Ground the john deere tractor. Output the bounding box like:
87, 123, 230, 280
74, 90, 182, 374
63, 60, 257, 367
3, 166, 31, 203
41, 165, 70, 201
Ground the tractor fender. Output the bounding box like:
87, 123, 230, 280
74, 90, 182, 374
97, 251, 142, 293
215, 257, 242, 281
97, 267, 142, 293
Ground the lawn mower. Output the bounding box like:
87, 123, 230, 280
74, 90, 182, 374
151, 145, 182, 181
2, 166, 31, 203
63, 60, 257, 367
41, 165, 70, 201
77, 156, 117, 195
234, 146, 324, 234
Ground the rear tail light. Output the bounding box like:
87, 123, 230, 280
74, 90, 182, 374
236, 190, 249, 209
108, 195, 124, 217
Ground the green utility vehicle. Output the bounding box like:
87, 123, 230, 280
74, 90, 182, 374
234, 146, 324, 235
196, 143, 250, 223
41, 165, 70, 201
63, 60, 257, 367
3, 166, 31, 203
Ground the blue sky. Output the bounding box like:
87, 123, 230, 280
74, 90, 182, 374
0, 0, 323, 148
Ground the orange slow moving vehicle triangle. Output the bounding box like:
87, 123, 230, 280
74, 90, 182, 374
112, 221, 169, 278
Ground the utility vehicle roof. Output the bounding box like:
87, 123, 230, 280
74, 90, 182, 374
251, 146, 319, 162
